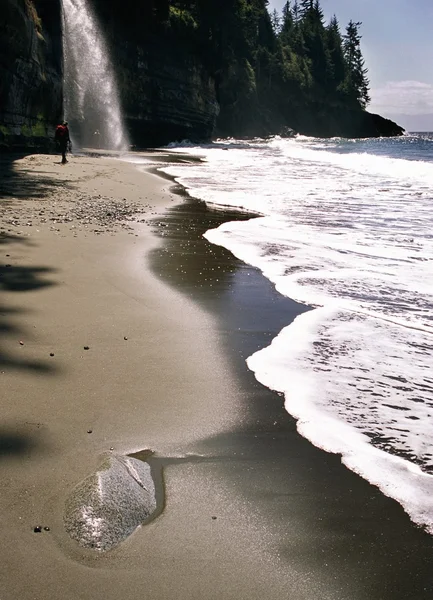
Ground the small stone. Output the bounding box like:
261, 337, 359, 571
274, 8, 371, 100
123, 336, 128, 341
110, 447, 114, 451
87, 429, 93, 434
83, 346, 90, 350
211, 516, 217, 520
50, 353, 55, 357
44, 526, 50, 532
19, 341, 24, 346
34, 526, 42, 533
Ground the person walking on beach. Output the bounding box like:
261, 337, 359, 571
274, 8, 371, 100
54, 121, 71, 164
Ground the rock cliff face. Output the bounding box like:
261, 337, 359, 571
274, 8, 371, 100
0, 0, 63, 151
115, 36, 218, 147
0, 0, 217, 150
89, 0, 218, 147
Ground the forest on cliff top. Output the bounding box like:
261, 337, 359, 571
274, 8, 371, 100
97, 0, 372, 136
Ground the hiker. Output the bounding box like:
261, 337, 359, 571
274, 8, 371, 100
93, 129, 101, 149
54, 121, 71, 164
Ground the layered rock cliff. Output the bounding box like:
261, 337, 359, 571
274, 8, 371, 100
0, 0, 63, 151
88, 0, 218, 147
110, 35, 218, 147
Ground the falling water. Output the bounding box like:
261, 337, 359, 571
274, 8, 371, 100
62, 0, 129, 150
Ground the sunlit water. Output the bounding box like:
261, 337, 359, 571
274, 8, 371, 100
159, 134, 433, 534
62, 0, 129, 150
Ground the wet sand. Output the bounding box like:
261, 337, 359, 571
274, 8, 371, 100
151, 196, 433, 600
0, 153, 432, 599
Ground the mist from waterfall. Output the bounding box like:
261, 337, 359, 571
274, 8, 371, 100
62, 0, 129, 150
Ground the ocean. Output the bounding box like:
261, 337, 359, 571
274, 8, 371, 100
152, 134, 433, 534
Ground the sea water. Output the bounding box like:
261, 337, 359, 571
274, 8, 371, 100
159, 134, 433, 534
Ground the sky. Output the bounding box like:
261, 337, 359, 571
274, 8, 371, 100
267, 0, 433, 130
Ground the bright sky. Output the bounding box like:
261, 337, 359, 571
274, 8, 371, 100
267, 0, 433, 130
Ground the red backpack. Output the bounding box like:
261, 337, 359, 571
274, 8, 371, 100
55, 124, 68, 139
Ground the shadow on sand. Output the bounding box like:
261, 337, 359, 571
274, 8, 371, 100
0, 426, 41, 458
0, 232, 57, 374
0, 153, 69, 202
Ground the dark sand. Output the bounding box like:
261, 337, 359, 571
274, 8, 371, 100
150, 194, 433, 600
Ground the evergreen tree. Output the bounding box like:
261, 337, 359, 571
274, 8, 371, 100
325, 15, 346, 102
299, 0, 331, 98
343, 20, 370, 108
279, 2, 293, 45
299, 0, 313, 18
292, 1, 300, 23
270, 9, 281, 34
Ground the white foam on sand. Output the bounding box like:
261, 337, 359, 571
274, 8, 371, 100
247, 307, 433, 534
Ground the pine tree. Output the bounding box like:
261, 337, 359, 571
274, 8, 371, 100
299, 0, 331, 98
343, 20, 370, 108
270, 8, 281, 34
299, 0, 313, 18
325, 15, 346, 102
292, 0, 300, 23
279, 1, 293, 44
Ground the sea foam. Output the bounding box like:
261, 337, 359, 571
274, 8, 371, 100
161, 134, 433, 534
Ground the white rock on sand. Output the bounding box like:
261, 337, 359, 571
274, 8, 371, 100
64, 453, 157, 551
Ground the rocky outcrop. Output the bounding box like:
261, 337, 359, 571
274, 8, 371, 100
287, 106, 405, 139
0, 0, 63, 151
215, 91, 404, 140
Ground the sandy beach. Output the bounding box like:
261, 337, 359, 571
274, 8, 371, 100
1, 153, 432, 600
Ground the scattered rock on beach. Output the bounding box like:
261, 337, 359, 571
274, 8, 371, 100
64, 453, 157, 551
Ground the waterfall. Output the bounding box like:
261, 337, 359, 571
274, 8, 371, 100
62, 0, 129, 150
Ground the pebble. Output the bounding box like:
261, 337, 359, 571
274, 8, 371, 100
83, 346, 90, 350
50, 353, 55, 357
87, 429, 93, 434
124, 336, 128, 341
19, 341, 24, 346
44, 527, 50, 532
33, 526, 42, 533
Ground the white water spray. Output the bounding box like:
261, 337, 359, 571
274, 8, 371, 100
62, 0, 129, 150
